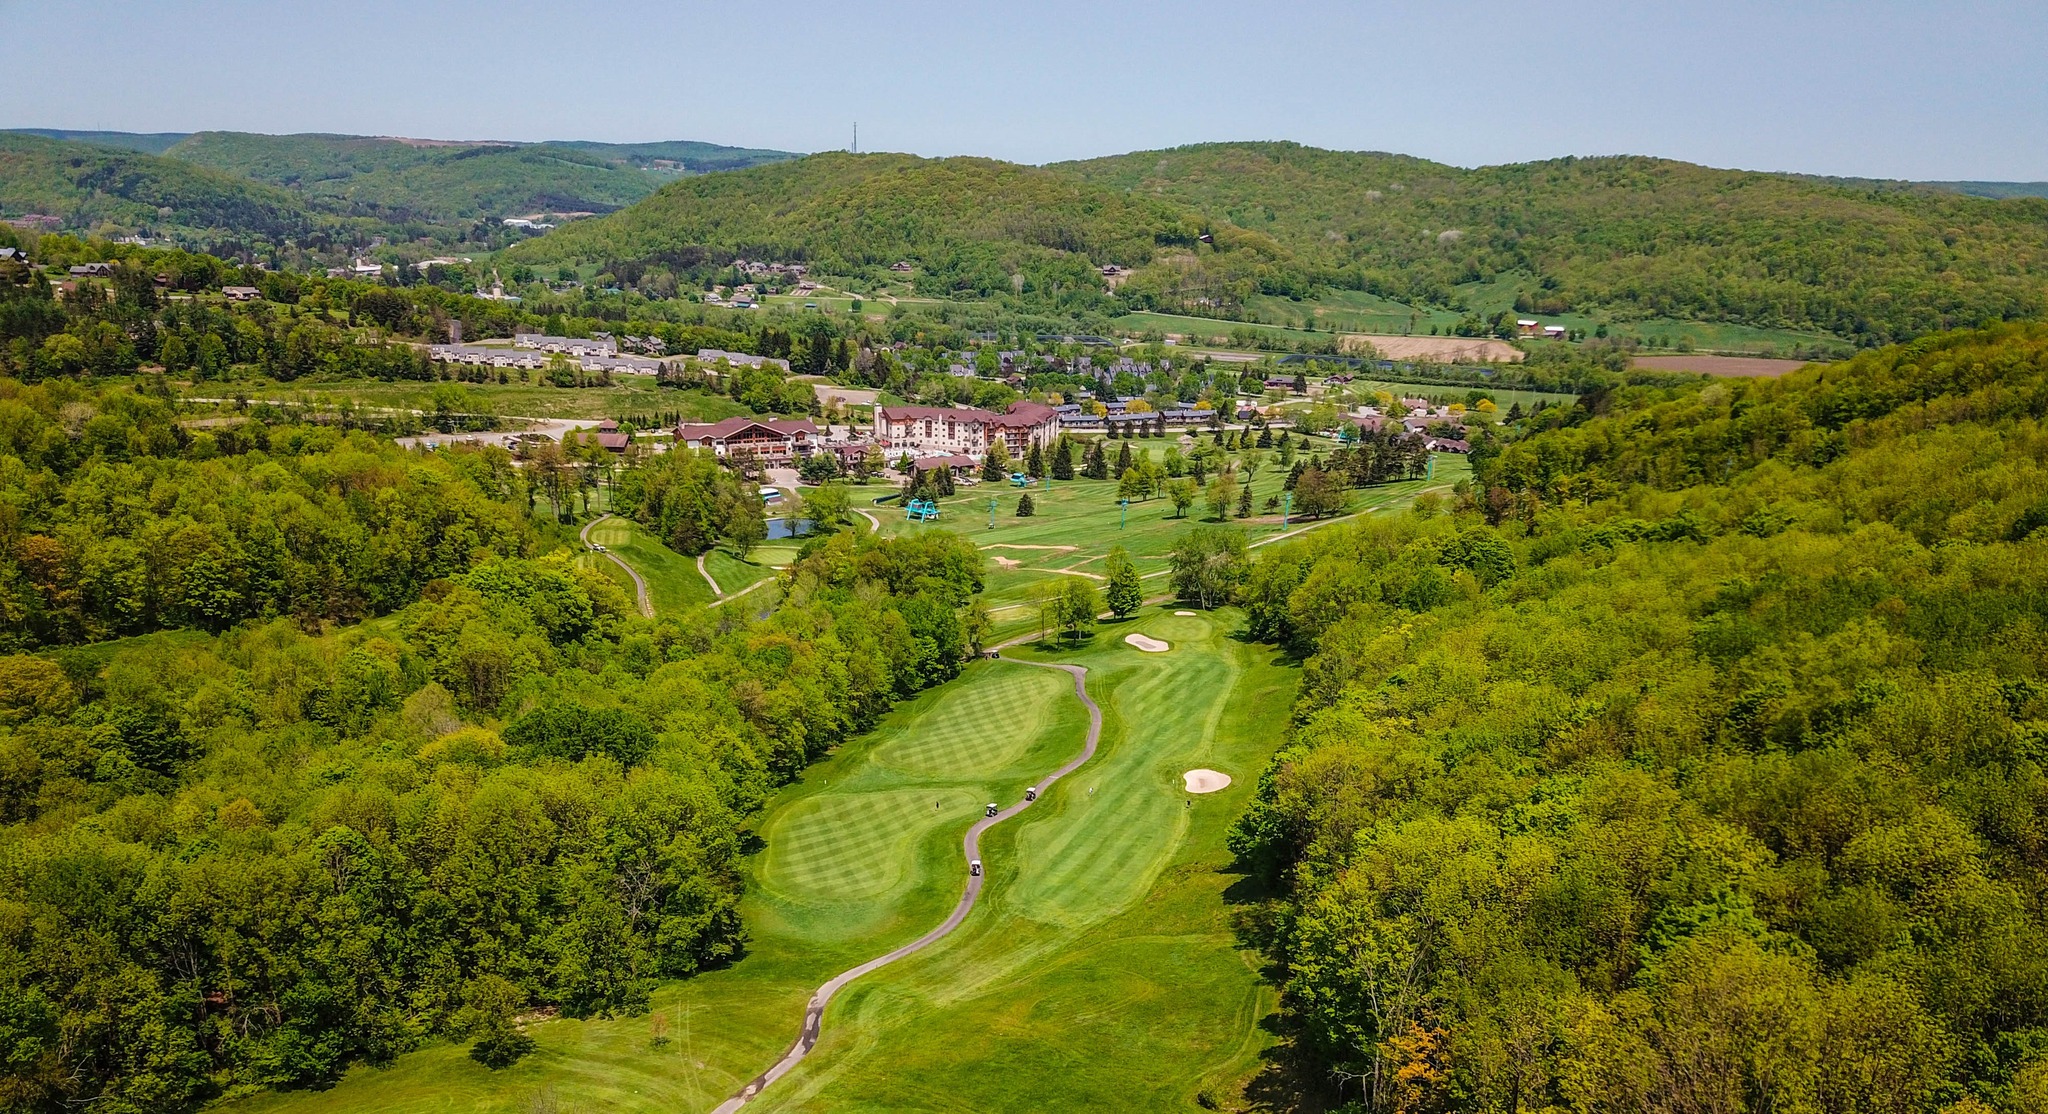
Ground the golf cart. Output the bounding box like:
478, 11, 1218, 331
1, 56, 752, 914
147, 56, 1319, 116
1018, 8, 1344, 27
1025, 787, 1038, 802
970, 859, 983, 877
985, 802, 999, 817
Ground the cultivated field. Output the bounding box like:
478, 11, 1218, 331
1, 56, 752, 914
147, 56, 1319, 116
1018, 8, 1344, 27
1340, 333, 1524, 363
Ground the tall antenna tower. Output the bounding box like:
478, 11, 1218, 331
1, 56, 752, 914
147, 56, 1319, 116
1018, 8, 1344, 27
852, 122, 858, 154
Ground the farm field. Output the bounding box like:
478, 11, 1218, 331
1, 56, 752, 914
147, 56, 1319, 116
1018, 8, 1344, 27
225, 608, 1296, 1114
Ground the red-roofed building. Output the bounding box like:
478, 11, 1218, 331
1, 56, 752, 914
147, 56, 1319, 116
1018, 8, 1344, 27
673, 416, 819, 461
876, 401, 1059, 457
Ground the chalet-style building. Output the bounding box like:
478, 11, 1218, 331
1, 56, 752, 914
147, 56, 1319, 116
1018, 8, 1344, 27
673, 416, 819, 461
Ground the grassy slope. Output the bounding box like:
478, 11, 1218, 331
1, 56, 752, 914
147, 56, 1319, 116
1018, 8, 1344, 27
223, 608, 1293, 1114
234, 380, 747, 421
579, 516, 714, 614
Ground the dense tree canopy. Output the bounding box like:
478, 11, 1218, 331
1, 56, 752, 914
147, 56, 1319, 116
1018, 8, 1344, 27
1229, 324, 2048, 1112
0, 518, 983, 1111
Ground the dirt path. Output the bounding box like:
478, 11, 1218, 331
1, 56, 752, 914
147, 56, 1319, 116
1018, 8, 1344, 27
581, 516, 652, 618
711, 656, 1103, 1113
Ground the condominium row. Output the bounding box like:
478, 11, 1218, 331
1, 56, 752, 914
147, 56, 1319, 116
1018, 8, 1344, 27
428, 344, 665, 374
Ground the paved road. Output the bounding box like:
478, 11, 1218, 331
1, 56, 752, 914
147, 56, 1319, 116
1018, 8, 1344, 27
710, 656, 1103, 1113
580, 515, 653, 618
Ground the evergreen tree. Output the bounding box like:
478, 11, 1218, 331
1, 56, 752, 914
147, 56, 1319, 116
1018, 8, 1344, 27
1116, 442, 1134, 476
1016, 492, 1035, 516
1026, 441, 1045, 478
1104, 546, 1142, 619
1083, 440, 1109, 480
1237, 481, 1253, 518
1051, 438, 1075, 480
1257, 428, 1274, 448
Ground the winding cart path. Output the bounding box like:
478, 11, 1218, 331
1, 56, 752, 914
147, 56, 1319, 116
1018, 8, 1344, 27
709, 656, 1103, 1112
580, 515, 653, 617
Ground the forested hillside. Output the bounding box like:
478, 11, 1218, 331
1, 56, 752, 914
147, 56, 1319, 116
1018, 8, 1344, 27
0, 131, 797, 250
503, 151, 1221, 309
1054, 142, 2048, 344
1230, 324, 2048, 1112
162, 133, 796, 224
0, 372, 986, 1109
0, 134, 331, 245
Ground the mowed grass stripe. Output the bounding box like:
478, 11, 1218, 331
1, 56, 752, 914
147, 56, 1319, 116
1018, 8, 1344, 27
872, 665, 1061, 777
1008, 619, 1237, 927
763, 789, 971, 904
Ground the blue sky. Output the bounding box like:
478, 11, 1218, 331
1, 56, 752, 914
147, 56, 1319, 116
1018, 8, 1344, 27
4, 0, 2045, 179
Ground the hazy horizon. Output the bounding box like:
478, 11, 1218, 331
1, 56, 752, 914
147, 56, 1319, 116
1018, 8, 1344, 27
4, 0, 2045, 181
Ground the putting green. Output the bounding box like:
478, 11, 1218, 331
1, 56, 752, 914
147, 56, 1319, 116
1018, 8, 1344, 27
762, 787, 983, 905
871, 665, 1064, 777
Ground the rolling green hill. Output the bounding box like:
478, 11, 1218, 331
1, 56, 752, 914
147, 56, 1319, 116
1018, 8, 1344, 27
1052, 141, 2048, 344
4, 128, 190, 154
0, 132, 328, 241
161, 132, 800, 223
506, 142, 2048, 346
505, 151, 1227, 303
0, 130, 799, 244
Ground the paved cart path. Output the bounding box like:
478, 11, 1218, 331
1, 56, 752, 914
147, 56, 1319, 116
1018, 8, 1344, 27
709, 656, 1103, 1113
580, 515, 653, 617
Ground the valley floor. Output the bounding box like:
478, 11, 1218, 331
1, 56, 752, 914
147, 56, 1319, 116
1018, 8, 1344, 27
223, 608, 1297, 1114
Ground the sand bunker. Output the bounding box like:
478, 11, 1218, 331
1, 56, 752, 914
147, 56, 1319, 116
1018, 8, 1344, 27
1183, 769, 1232, 794
1174, 610, 1197, 617
1124, 633, 1170, 653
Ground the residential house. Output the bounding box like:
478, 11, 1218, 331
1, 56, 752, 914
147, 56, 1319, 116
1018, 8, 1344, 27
221, 286, 262, 302
68, 263, 113, 277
